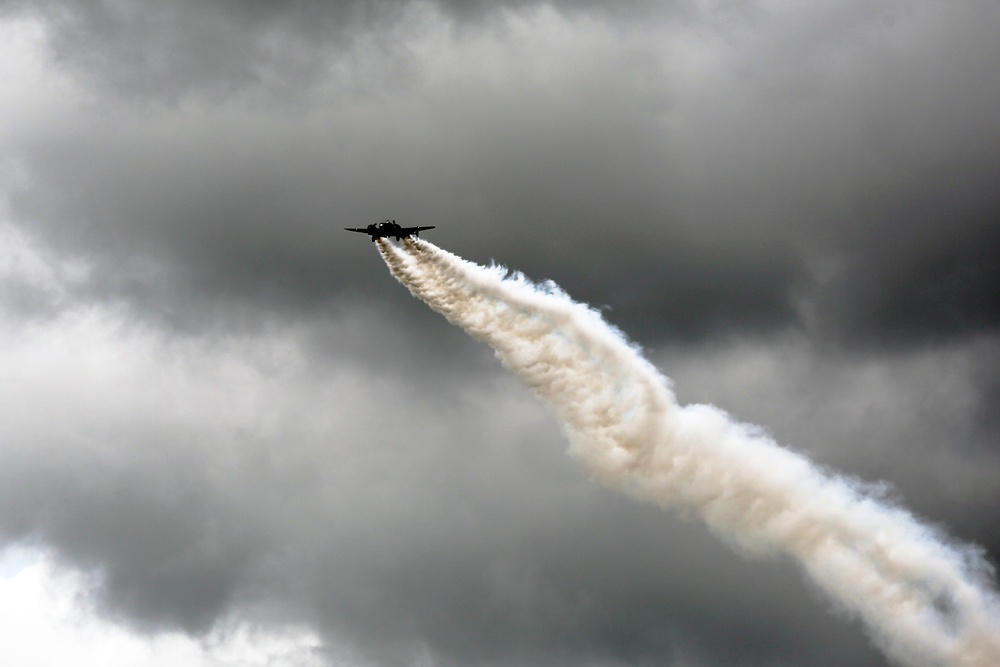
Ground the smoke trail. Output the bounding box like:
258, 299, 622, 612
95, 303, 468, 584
378, 238, 1000, 667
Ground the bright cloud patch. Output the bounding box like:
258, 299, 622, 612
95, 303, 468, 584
0, 551, 325, 667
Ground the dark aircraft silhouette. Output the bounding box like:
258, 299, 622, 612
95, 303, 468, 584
345, 220, 435, 242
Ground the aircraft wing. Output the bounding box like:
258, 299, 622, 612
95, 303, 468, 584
400, 226, 435, 234
344, 228, 370, 233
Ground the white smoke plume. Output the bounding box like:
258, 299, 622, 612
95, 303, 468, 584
377, 238, 1000, 667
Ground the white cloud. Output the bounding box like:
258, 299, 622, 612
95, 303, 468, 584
0, 552, 326, 667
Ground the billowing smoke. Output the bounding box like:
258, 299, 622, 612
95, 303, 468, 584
377, 238, 1000, 667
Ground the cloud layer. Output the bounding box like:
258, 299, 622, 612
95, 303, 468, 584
1, 1, 998, 665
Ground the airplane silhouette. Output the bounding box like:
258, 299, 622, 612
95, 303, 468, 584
345, 220, 435, 242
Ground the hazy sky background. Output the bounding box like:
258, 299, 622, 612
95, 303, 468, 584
1, 1, 998, 665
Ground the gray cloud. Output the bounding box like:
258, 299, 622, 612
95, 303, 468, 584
813, 156, 1000, 347
0, 0, 678, 101
1, 1, 998, 665
0, 300, 908, 666
4, 0, 997, 348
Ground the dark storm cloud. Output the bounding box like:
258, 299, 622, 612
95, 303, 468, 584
3, 0, 799, 344
0, 301, 903, 666
3, 456, 255, 632
1, 1, 999, 666
814, 155, 1000, 347
0, 0, 672, 99
4, 0, 998, 347
0, 0, 411, 97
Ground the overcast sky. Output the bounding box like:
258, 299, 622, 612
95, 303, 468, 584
1, 1, 998, 665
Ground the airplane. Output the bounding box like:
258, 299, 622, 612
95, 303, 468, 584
344, 220, 435, 242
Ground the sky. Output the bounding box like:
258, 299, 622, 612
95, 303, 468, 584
0, 1, 998, 666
